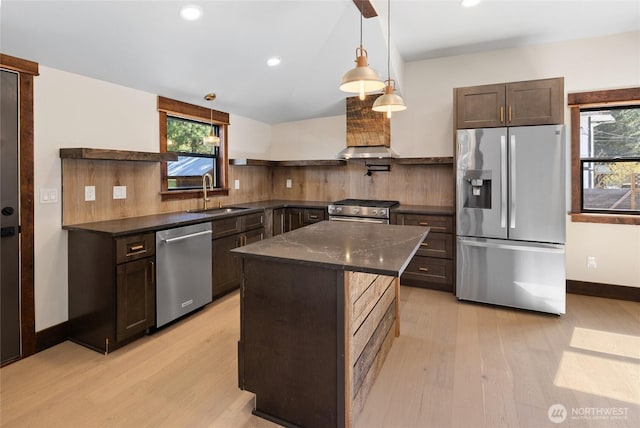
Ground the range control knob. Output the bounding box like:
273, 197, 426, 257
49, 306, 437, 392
379, 209, 386, 216
372, 209, 378, 215
353, 208, 360, 214
336, 207, 342, 213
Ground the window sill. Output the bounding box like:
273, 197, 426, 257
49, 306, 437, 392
160, 188, 229, 201
570, 213, 640, 225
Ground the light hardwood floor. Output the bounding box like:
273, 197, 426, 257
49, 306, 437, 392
1, 288, 638, 428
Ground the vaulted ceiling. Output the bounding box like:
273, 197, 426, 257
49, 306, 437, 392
2, 0, 638, 123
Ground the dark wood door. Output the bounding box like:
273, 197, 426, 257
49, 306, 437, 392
212, 233, 242, 297
273, 208, 285, 236
1, 70, 20, 364
506, 78, 564, 126
286, 208, 304, 232
456, 83, 506, 129
116, 258, 155, 342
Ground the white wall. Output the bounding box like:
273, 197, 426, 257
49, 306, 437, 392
269, 115, 345, 160
33, 67, 271, 330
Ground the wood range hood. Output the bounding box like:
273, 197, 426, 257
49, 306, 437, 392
337, 95, 398, 159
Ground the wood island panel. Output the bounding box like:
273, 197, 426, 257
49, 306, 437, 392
238, 262, 401, 428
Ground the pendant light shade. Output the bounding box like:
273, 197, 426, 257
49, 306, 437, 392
203, 93, 220, 147
340, 0, 384, 99
372, 0, 407, 118
372, 79, 407, 118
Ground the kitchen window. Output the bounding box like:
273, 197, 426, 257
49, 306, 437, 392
569, 88, 640, 224
158, 96, 229, 200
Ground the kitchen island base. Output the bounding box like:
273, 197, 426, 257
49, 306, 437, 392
238, 258, 399, 428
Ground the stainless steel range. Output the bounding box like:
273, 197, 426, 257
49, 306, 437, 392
328, 199, 399, 224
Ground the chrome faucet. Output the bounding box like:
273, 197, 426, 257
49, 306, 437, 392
202, 173, 214, 210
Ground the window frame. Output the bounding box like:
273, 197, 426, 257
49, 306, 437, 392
158, 96, 230, 200
568, 87, 640, 225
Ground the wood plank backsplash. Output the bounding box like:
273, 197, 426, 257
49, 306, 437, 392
61, 159, 453, 225
270, 162, 454, 206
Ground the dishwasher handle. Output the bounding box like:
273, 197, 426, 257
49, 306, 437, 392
163, 230, 212, 244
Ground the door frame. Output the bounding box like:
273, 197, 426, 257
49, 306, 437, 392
1, 53, 38, 361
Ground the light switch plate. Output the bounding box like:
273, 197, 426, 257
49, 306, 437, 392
84, 186, 96, 201
286, 179, 292, 188
39, 188, 58, 204
113, 185, 127, 199
234, 179, 240, 190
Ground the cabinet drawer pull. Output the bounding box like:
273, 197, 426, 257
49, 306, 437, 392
419, 222, 429, 226
308, 215, 319, 220
128, 244, 144, 252
419, 267, 430, 272
420, 243, 429, 247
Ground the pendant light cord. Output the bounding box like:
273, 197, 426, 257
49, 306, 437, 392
360, 0, 364, 48
387, 0, 391, 80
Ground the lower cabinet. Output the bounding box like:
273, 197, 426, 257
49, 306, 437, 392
68, 231, 156, 354
273, 207, 327, 235
394, 213, 455, 292
211, 212, 264, 298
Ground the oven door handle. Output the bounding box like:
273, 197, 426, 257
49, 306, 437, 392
329, 216, 387, 224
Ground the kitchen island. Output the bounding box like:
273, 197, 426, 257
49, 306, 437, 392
232, 221, 428, 428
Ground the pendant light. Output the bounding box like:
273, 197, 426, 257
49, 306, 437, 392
372, 0, 407, 118
340, 0, 385, 100
203, 93, 220, 147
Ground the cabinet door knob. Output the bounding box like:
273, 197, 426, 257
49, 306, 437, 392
419, 267, 430, 272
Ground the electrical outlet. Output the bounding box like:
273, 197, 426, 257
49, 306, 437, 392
587, 256, 597, 269
84, 186, 96, 201
234, 179, 240, 190
286, 179, 292, 188
113, 186, 127, 199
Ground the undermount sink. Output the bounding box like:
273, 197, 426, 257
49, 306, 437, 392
186, 207, 249, 215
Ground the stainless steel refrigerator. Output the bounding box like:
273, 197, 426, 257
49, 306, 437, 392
456, 125, 566, 314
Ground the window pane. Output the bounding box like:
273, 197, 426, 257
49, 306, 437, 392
167, 155, 217, 190
166, 116, 218, 155
580, 107, 640, 158
582, 161, 640, 212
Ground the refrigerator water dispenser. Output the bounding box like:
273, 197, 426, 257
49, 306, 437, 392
463, 170, 492, 209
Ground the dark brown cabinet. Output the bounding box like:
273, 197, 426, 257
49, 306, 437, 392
68, 231, 155, 353
456, 77, 564, 129
274, 207, 327, 235
211, 212, 264, 298
394, 213, 455, 292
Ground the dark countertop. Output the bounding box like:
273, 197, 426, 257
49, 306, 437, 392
231, 221, 429, 277
62, 208, 263, 236
392, 204, 455, 215
61, 200, 451, 237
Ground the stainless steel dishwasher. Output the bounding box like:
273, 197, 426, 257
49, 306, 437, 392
155, 222, 212, 327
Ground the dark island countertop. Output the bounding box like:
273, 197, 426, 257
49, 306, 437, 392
231, 220, 429, 277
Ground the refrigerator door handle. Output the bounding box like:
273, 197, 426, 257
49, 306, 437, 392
500, 136, 508, 229
458, 238, 565, 253
509, 135, 516, 229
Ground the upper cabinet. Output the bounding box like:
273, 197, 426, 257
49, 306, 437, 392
455, 77, 564, 129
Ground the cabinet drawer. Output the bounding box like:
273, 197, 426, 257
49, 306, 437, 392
416, 232, 453, 259
304, 208, 326, 224
401, 256, 453, 285
116, 233, 155, 264
243, 212, 264, 231
242, 228, 264, 246
397, 214, 452, 233
211, 216, 241, 239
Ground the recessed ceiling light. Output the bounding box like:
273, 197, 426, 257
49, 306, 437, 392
461, 0, 481, 7
180, 5, 202, 21
266, 57, 282, 67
